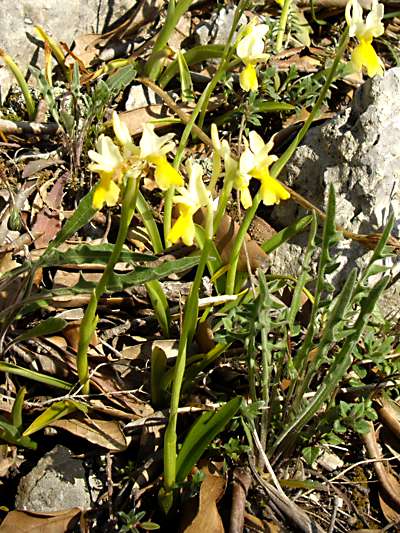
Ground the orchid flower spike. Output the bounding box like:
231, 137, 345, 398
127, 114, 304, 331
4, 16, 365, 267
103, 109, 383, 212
139, 124, 184, 190
236, 18, 269, 92
238, 131, 290, 207
168, 161, 212, 246
345, 0, 384, 77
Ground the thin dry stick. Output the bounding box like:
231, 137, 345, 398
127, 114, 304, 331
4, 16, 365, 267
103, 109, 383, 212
0, 118, 61, 136
139, 77, 400, 253
229, 467, 252, 533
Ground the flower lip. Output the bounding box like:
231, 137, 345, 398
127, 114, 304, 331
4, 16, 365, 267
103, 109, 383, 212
345, 0, 384, 77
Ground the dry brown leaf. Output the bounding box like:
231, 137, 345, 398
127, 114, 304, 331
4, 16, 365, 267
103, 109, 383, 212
119, 105, 187, 136
120, 340, 179, 362
379, 481, 400, 524
183, 467, 226, 533
0, 252, 19, 275
49, 418, 128, 452
22, 159, 63, 179
362, 423, 400, 509
88, 399, 139, 420
0, 508, 81, 533
65, 34, 101, 68
376, 396, 400, 439
32, 173, 68, 249
168, 12, 191, 52
194, 210, 268, 272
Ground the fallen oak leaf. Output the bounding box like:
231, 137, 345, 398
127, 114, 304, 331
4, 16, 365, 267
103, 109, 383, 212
182, 466, 226, 533
49, 418, 128, 452
0, 508, 81, 533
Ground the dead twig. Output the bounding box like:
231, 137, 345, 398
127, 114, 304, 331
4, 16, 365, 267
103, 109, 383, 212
229, 467, 252, 533
0, 118, 61, 136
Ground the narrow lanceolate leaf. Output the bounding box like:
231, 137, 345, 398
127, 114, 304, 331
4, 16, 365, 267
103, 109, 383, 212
66, 255, 201, 292
262, 215, 313, 253
23, 400, 88, 436
11, 317, 67, 346
13, 254, 201, 320
0, 419, 37, 449
159, 45, 224, 88
41, 243, 156, 268
176, 397, 242, 483
11, 387, 26, 431
177, 51, 194, 102
0, 362, 72, 390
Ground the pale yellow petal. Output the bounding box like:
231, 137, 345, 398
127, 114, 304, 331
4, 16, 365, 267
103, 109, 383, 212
167, 206, 195, 246
239, 64, 258, 92
93, 175, 120, 209
150, 155, 184, 190
352, 39, 384, 77
240, 187, 253, 209
260, 175, 290, 206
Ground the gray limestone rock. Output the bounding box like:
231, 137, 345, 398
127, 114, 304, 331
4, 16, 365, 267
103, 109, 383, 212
0, 0, 132, 101
195, 7, 246, 46
271, 67, 400, 314
16, 445, 91, 512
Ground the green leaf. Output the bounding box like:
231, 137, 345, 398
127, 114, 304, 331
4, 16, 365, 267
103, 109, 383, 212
176, 397, 241, 483
177, 51, 194, 102
0, 419, 37, 449
354, 419, 370, 434
146, 280, 170, 337
41, 243, 155, 268
23, 400, 87, 436
11, 387, 26, 431
140, 522, 160, 530
302, 446, 321, 465
106, 64, 137, 95
11, 255, 201, 320
0, 362, 72, 390
254, 101, 295, 113
11, 317, 67, 345
151, 346, 168, 407
262, 215, 312, 253
159, 45, 224, 88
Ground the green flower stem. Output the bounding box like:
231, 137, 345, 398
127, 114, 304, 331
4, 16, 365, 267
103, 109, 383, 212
163, 238, 212, 499
164, 89, 208, 245
76, 176, 140, 394
0, 50, 36, 120
196, 0, 249, 130
271, 27, 349, 178
137, 191, 163, 254
144, 0, 194, 81
225, 28, 349, 295
275, 0, 293, 53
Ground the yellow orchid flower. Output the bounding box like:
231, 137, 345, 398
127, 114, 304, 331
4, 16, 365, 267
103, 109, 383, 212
139, 124, 184, 190
236, 18, 269, 92
345, 0, 384, 77
89, 113, 144, 209
168, 162, 212, 246
238, 131, 290, 207
89, 113, 184, 209
88, 134, 125, 209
